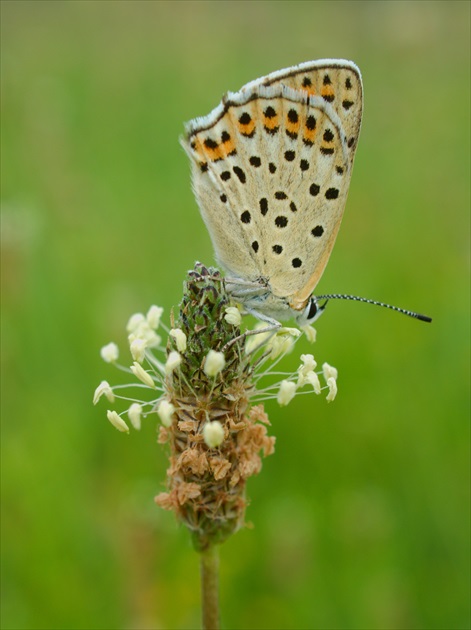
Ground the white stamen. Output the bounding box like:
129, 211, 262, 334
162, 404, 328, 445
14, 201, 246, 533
100, 342, 119, 363
107, 410, 129, 433
93, 381, 115, 405
326, 377, 338, 402
245, 323, 273, 354
131, 362, 156, 388
165, 351, 182, 374
301, 325, 317, 343
277, 380, 297, 406
146, 305, 164, 329
306, 371, 321, 394
130, 338, 147, 363
126, 312, 146, 333
267, 334, 295, 360
157, 399, 175, 427
128, 403, 142, 430
323, 362, 338, 381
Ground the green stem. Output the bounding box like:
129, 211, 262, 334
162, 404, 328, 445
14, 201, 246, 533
200, 544, 220, 630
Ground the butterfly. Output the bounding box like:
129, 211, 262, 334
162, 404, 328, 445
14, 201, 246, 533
182, 60, 431, 328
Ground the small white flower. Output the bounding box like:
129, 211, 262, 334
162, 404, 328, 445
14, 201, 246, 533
301, 325, 317, 343
146, 305, 164, 329
323, 362, 338, 382
126, 312, 146, 333
204, 350, 225, 377
128, 403, 142, 430
130, 362, 156, 388
203, 421, 225, 448
165, 351, 182, 374
169, 328, 187, 353
224, 306, 241, 326
277, 380, 297, 406
157, 399, 175, 427
100, 342, 119, 363
107, 410, 129, 433
130, 337, 147, 363
93, 380, 115, 405
326, 377, 338, 402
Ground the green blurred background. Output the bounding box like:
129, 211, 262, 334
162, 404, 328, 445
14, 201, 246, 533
1, 1, 469, 629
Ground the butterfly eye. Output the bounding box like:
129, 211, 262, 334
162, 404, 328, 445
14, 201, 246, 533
307, 298, 319, 320
298, 297, 325, 326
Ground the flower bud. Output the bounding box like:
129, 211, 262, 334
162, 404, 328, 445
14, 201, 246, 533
204, 350, 225, 377
203, 421, 225, 448
224, 306, 241, 326
169, 328, 187, 353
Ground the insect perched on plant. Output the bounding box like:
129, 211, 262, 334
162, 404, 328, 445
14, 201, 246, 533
182, 59, 431, 329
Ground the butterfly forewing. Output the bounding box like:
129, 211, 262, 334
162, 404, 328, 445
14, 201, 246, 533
253, 59, 363, 165
183, 60, 363, 313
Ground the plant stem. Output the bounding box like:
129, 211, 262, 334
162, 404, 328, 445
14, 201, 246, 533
200, 544, 220, 630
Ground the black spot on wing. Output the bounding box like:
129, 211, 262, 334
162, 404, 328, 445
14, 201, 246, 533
325, 188, 339, 199
300, 159, 309, 171
275, 216, 288, 228
233, 166, 246, 183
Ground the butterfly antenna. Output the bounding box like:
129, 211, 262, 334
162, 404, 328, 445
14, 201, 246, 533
316, 294, 432, 323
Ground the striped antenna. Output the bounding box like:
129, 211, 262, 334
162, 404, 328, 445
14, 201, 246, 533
315, 294, 432, 323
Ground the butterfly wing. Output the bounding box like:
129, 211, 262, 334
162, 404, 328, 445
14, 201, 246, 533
182, 60, 363, 312
249, 59, 363, 161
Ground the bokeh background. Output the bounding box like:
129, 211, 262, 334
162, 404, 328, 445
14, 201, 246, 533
1, 1, 470, 629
